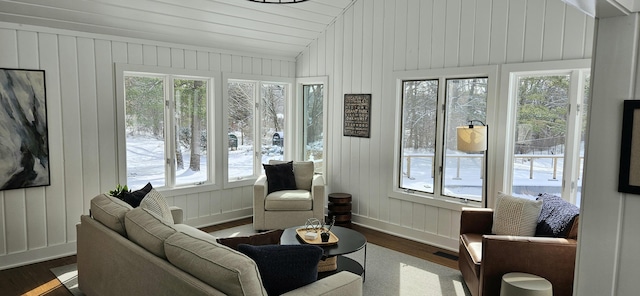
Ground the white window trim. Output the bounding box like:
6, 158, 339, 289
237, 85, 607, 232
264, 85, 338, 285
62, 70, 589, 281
296, 76, 329, 176
389, 65, 499, 210
222, 72, 295, 189
114, 63, 221, 197
497, 59, 591, 205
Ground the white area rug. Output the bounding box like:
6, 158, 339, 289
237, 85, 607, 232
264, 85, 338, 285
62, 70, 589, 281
50, 263, 84, 296
211, 224, 471, 296
54, 225, 469, 296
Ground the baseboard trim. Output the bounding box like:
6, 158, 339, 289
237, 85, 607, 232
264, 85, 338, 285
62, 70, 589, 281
0, 242, 76, 271
352, 215, 458, 252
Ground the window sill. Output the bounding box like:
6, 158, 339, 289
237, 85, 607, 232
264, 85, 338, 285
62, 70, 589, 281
388, 189, 482, 211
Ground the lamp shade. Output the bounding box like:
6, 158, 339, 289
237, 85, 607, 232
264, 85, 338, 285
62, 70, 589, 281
457, 125, 487, 152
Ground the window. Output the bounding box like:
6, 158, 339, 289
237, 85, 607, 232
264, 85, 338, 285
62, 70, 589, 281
119, 68, 214, 190
303, 84, 324, 173
509, 69, 589, 206
225, 76, 291, 183
297, 77, 328, 175
395, 66, 497, 205
442, 78, 488, 201
399, 79, 438, 193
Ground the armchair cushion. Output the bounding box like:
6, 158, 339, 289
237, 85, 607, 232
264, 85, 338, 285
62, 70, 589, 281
492, 192, 542, 236
292, 161, 314, 191
268, 160, 314, 191
263, 161, 297, 194
535, 193, 580, 238
265, 190, 313, 210
238, 244, 323, 296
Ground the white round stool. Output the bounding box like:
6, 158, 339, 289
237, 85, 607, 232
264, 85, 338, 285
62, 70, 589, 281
500, 272, 552, 296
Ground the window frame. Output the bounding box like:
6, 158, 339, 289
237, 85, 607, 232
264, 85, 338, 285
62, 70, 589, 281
296, 76, 329, 176
115, 63, 220, 197
222, 73, 295, 189
390, 65, 499, 210
498, 59, 591, 206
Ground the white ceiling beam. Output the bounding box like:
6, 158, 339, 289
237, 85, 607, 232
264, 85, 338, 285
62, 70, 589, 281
560, 0, 640, 17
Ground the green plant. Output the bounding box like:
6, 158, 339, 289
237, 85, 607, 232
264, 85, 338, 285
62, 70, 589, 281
109, 184, 130, 199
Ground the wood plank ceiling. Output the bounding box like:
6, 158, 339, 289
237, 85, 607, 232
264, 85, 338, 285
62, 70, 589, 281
0, 0, 355, 59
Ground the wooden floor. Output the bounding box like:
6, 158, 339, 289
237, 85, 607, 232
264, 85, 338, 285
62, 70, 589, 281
0, 218, 459, 296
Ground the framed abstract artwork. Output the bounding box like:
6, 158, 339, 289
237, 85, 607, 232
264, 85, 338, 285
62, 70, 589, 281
0, 68, 50, 191
618, 100, 640, 195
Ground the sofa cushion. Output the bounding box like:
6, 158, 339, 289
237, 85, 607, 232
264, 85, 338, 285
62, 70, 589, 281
124, 207, 176, 259
535, 193, 580, 238
216, 229, 284, 251
265, 190, 313, 210
492, 192, 542, 236
90, 193, 132, 236
164, 231, 267, 296
238, 244, 323, 296
460, 233, 483, 275
140, 188, 174, 224
263, 161, 297, 194
121, 182, 153, 208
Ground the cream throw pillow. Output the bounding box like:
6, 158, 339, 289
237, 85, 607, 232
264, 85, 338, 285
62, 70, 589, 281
492, 192, 543, 236
140, 188, 174, 224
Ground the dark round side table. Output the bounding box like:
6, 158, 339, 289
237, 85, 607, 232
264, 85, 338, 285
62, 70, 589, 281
328, 193, 352, 228
280, 225, 367, 281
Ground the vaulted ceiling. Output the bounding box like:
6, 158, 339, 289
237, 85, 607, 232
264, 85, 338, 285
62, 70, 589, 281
0, 0, 356, 59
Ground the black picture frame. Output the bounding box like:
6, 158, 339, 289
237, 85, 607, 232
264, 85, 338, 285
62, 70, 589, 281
0, 68, 50, 191
618, 100, 640, 194
343, 94, 371, 138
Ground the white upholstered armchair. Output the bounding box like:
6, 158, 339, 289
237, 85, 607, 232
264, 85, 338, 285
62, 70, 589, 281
253, 161, 325, 231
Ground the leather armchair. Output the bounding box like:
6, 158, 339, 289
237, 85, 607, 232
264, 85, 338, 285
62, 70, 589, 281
459, 207, 578, 296
253, 161, 325, 231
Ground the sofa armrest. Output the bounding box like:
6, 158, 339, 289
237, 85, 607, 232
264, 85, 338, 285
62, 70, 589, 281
254, 175, 268, 199
282, 271, 362, 296
169, 206, 183, 224
480, 235, 577, 296
253, 176, 268, 230
460, 207, 493, 235
311, 174, 326, 220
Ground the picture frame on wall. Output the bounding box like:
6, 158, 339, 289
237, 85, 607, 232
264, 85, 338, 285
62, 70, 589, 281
343, 94, 371, 138
0, 68, 50, 191
618, 100, 640, 195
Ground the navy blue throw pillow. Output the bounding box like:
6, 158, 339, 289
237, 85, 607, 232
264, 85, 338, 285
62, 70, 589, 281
263, 161, 297, 194
237, 244, 323, 296
535, 193, 580, 237
121, 182, 153, 208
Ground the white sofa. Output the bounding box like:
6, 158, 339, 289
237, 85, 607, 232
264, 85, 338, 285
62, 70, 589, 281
77, 193, 362, 296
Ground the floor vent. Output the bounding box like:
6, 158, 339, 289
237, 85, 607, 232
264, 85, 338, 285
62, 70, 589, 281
434, 251, 459, 261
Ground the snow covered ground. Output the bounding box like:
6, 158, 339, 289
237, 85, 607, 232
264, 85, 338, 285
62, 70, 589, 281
126, 136, 282, 188
126, 136, 581, 206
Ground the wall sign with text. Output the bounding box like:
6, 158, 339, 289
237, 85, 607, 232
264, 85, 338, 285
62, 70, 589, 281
343, 94, 371, 138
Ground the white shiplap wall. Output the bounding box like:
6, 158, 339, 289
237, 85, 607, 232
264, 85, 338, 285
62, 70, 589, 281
0, 22, 295, 269
297, 0, 594, 250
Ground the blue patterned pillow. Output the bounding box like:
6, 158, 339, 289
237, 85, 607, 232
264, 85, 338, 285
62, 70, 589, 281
535, 193, 579, 237
238, 244, 323, 296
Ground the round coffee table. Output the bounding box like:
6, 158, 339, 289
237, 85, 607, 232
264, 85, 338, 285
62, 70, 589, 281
280, 226, 367, 280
